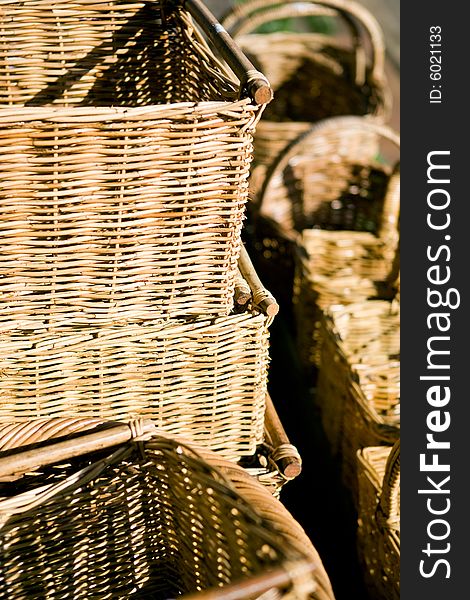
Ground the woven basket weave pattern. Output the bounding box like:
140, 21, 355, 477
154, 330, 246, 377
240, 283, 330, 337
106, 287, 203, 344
0, 311, 270, 461
0, 1, 262, 325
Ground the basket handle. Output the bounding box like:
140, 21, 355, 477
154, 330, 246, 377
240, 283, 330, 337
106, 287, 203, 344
221, 0, 386, 85
184, 0, 273, 104
265, 393, 302, 478
376, 440, 400, 533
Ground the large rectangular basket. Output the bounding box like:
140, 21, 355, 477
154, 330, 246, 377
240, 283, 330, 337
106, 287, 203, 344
0, 419, 333, 600
357, 442, 400, 600
0, 0, 272, 328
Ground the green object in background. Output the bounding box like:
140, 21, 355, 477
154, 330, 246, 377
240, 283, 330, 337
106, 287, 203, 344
234, 1, 335, 34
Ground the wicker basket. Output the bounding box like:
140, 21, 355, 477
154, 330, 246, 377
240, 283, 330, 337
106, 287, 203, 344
0, 0, 273, 328
0, 247, 280, 462
222, 0, 391, 168
316, 300, 399, 500
0, 418, 335, 600
244, 393, 302, 497
246, 116, 399, 327
0, 310, 270, 462
357, 442, 400, 600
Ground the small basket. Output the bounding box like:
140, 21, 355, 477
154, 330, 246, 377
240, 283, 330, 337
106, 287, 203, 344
357, 442, 400, 600
316, 300, 399, 500
246, 116, 399, 325
222, 0, 391, 168
0, 0, 272, 327
0, 418, 335, 600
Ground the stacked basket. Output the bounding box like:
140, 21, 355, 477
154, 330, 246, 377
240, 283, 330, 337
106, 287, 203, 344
291, 117, 400, 373
0, 0, 275, 462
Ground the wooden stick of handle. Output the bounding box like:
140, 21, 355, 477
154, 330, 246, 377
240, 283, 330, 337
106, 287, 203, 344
234, 267, 252, 307
265, 394, 302, 479
238, 246, 279, 317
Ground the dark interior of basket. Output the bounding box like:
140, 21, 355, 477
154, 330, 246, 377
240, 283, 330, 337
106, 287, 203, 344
0, 440, 288, 599
0, 1, 236, 106
245, 46, 382, 122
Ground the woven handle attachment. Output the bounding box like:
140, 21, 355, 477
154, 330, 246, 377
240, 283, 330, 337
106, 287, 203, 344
222, 0, 386, 86
376, 439, 400, 533
184, 0, 273, 104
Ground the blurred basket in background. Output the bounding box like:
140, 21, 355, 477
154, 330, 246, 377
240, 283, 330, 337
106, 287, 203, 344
0, 0, 272, 328
222, 0, 391, 168
357, 441, 400, 600
0, 418, 335, 600
316, 299, 399, 499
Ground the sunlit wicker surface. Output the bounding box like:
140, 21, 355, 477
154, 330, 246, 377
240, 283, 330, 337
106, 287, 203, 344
0, 0, 268, 325
0, 309, 270, 461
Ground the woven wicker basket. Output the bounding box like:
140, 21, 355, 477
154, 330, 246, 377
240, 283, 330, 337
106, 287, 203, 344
0, 418, 335, 600
0, 310, 270, 462
0, 0, 273, 328
245, 116, 399, 326
357, 442, 400, 600
316, 300, 399, 501
222, 0, 391, 168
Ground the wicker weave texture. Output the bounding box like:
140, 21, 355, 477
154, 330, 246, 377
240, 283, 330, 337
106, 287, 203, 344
357, 443, 400, 600
0, 311, 270, 461
316, 302, 399, 500
0, 420, 322, 600
257, 117, 400, 237
294, 229, 396, 370
0, 1, 265, 325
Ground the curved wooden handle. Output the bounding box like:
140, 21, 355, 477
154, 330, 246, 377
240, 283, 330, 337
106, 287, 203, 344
257, 115, 399, 213
222, 0, 386, 85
